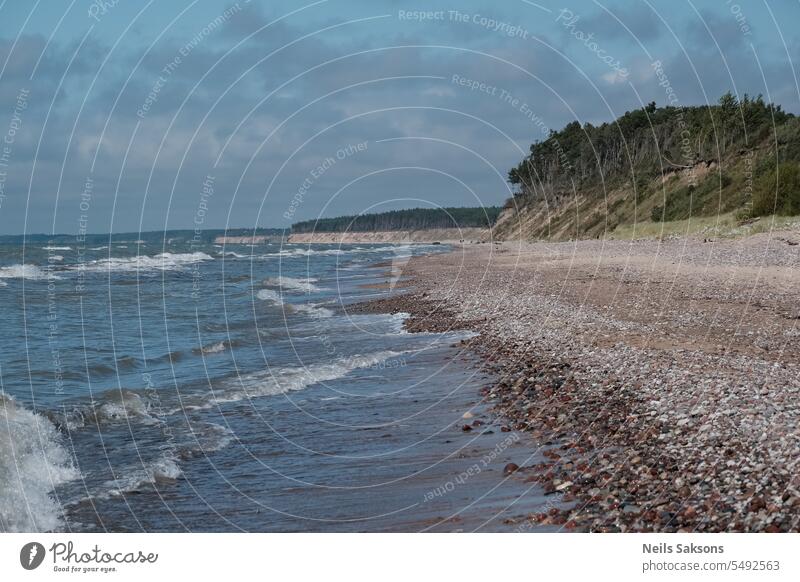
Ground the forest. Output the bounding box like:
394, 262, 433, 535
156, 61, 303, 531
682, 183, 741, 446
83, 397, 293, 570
506, 92, 800, 222
291, 207, 503, 233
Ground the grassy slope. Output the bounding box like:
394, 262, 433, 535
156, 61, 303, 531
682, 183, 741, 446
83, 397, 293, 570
494, 142, 799, 241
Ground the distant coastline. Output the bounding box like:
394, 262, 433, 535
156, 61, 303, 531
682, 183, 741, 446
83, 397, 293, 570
287, 227, 491, 244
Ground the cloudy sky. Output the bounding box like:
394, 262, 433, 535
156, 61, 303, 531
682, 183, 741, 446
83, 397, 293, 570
0, 0, 798, 234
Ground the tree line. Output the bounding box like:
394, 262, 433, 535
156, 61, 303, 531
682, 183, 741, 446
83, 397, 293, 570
291, 207, 503, 233
508, 92, 800, 219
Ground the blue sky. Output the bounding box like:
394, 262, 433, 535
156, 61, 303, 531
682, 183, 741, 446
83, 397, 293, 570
1, 0, 798, 234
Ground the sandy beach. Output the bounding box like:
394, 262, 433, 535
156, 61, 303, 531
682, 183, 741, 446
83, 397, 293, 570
350, 230, 800, 532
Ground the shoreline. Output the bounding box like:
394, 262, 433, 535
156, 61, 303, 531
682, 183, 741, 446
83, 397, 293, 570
287, 227, 491, 244
349, 232, 800, 532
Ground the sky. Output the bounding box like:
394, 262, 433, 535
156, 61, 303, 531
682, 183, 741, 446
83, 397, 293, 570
0, 0, 798, 234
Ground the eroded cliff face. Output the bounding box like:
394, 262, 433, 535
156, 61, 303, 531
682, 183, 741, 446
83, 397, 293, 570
287, 227, 492, 244
493, 156, 755, 242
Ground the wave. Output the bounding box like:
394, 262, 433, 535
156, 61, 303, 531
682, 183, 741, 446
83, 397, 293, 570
77, 252, 213, 273
209, 350, 407, 405
42, 246, 72, 251
98, 454, 183, 500
256, 288, 284, 305
271, 248, 343, 257
388, 312, 410, 334
0, 264, 58, 280
262, 276, 321, 293
291, 303, 334, 318
0, 392, 79, 532
48, 389, 158, 431
195, 341, 227, 355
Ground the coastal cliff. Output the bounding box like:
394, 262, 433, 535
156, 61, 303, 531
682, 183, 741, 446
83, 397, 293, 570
494, 93, 800, 241
287, 227, 491, 244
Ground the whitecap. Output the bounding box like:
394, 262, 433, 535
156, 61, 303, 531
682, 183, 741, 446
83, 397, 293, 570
291, 303, 334, 318
76, 252, 213, 273
0, 264, 58, 280
210, 350, 408, 405
256, 289, 284, 305
262, 275, 322, 293
199, 341, 226, 355
97, 454, 182, 500
0, 392, 79, 532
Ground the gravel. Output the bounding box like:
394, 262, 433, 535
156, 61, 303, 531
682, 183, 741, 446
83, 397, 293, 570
349, 232, 800, 532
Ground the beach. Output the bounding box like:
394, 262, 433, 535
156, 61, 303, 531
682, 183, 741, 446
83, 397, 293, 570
0, 239, 558, 532
351, 230, 800, 532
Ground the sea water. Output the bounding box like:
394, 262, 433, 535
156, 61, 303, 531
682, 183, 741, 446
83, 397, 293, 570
1, 238, 527, 532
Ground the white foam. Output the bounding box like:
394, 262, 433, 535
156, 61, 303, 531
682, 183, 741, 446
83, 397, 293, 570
99, 454, 182, 500
256, 289, 284, 305
285, 248, 342, 257
0, 392, 79, 532
292, 303, 334, 318
53, 389, 158, 430
0, 264, 57, 280
200, 341, 226, 354
388, 312, 410, 334
212, 350, 407, 405
77, 252, 213, 273
42, 246, 71, 251
262, 276, 321, 293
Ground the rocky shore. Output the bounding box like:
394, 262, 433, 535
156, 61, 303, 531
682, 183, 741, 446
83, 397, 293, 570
349, 231, 800, 532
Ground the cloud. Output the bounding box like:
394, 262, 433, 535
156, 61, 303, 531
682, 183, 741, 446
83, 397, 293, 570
0, 0, 798, 233
582, 2, 663, 43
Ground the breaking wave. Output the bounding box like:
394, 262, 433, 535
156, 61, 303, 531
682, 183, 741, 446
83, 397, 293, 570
96, 454, 183, 500
256, 288, 284, 305
291, 303, 334, 318
0, 392, 79, 532
262, 276, 321, 293
77, 252, 213, 273
47, 389, 158, 431
209, 350, 407, 405
196, 341, 227, 355
0, 264, 57, 280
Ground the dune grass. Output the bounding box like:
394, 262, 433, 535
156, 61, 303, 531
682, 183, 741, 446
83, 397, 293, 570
607, 212, 800, 241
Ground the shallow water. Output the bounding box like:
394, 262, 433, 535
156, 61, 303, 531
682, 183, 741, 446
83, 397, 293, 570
0, 238, 548, 532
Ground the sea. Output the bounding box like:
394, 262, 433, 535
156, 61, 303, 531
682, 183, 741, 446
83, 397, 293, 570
0, 235, 548, 532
